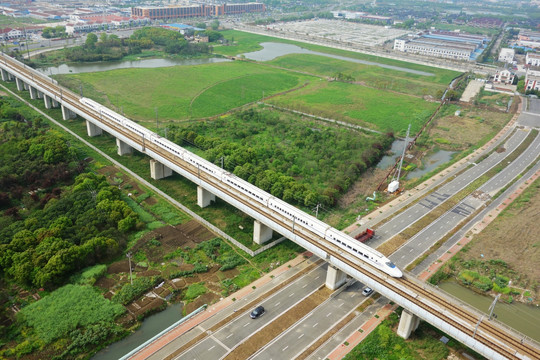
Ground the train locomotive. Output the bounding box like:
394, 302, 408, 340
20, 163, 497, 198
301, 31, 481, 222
80, 97, 403, 278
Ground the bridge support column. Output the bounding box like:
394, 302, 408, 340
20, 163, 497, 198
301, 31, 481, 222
86, 120, 102, 137
150, 159, 172, 180
15, 77, 25, 91
197, 186, 215, 208
43, 95, 59, 109
116, 138, 133, 156
29, 86, 38, 100
1, 69, 10, 81
325, 265, 348, 290
61, 105, 76, 120
254, 220, 273, 245
397, 309, 420, 339
23, 82, 29, 90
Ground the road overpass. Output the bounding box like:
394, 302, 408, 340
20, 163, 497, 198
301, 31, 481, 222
1, 53, 539, 360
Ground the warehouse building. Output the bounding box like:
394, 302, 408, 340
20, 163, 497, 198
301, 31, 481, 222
394, 30, 488, 61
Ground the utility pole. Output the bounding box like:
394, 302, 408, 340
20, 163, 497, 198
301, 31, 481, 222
219, 156, 224, 168
488, 294, 500, 320
126, 252, 133, 285
155, 107, 158, 130
314, 203, 321, 218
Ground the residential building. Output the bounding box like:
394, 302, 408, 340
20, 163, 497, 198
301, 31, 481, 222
131, 3, 264, 20
498, 48, 515, 63
525, 70, 540, 91
0, 27, 23, 41
493, 69, 515, 85
526, 53, 540, 67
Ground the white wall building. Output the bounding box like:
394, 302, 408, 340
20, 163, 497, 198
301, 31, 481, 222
526, 53, 540, 67
393, 38, 473, 60
493, 69, 515, 85
498, 48, 514, 63
525, 70, 540, 91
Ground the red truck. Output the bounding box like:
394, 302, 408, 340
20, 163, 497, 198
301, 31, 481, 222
354, 228, 374, 243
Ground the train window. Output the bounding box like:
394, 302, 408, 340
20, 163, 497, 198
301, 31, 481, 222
364, 254, 369, 258
353, 249, 358, 253
347, 245, 351, 249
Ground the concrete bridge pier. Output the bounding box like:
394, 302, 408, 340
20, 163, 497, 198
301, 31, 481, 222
61, 105, 77, 120
116, 139, 133, 156
150, 159, 173, 180
254, 220, 273, 244
325, 265, 348, 290
397, 309, 420, 339
1, 69, 10, 81
86, 120, 102, 137
15, 77, 25, 91
43, 94, 59, 109
197, 186, 215, 208
23, 82, 29, 90
29, 86, 39, 100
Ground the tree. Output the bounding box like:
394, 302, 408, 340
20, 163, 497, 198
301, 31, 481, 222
211, 20, 220, 30
85, 33, 98, 49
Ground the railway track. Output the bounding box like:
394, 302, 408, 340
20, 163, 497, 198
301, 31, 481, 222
3, 54, 539, 360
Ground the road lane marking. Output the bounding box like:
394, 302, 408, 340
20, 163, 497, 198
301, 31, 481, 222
302, 284, 308, 288
326, 312, 332, 317
313, 322, 319, 327
275, 302, 280, 307
289, 293, 294, 297
227, 333, 234, 339
283, 346, 289, 351
299, 333, 304, 339
243, 323, 250, 327
208, 346, 215, 351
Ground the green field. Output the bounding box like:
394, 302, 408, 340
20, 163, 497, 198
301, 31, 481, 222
269, 80, 438, 134
57, 61, 314, 124
216, 30, 460, 87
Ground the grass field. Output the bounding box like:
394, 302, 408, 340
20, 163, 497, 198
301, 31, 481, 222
56, 61, 313, 126
216, 30, 460, 89
268, 80, 438, 135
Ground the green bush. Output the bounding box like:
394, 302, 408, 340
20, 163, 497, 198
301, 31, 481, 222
184, 283, 206, 300
70, 264, 107, 286
112, 276, 160, 305
18, 285, 125, 343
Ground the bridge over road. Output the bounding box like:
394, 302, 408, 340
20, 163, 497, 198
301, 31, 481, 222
1, 53, 539, 360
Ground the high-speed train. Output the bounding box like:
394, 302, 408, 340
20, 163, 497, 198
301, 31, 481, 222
80, 97, 403, 278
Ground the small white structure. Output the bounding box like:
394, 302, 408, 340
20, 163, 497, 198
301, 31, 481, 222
498, 48, 515, 63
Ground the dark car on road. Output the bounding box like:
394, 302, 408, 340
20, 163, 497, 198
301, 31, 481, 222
250, 306, 265, 319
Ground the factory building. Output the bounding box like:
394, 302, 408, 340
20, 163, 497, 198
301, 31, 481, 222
394, 30, 488, 61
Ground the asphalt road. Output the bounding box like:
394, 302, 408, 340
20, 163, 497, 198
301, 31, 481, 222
371, 129, 529, 249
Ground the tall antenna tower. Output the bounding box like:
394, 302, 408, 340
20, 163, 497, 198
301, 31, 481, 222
388, 123, 410, 193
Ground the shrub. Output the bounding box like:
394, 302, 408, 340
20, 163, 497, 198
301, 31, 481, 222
112, 276, 160, 305
184, 283, 206, 300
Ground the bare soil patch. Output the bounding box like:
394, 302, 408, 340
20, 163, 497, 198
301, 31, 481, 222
460, 180, 540, 291
94, 276, 115, 291
185, 292, 221, 314
339, 168, 389, 208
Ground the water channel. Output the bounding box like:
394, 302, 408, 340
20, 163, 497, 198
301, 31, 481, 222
406, 149, 456, 179
39, 57, 230, 75
242, 42, 435, 76
92, 302, 184, 360
376, 138, 406, 170
439, 282, 540, 342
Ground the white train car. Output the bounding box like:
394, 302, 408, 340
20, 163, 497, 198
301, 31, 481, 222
326, 228, 402, 277
78, 97, 403, 278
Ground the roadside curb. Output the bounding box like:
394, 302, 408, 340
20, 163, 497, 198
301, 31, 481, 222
418, 167, 540, 282
128, 252, 313, 360
325, 303, 398, 360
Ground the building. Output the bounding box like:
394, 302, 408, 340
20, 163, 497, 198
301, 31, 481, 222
393, 30, 488, 61
518, 31, 540, 49
525, 70, 540, 91
131, 3, 264, 20
331, 10, 391, 24
493, 69, 515, 85
65, 17, 149, 35
0, 27, 23, 41
526, 52, 540, 67
498, 48, 515, 63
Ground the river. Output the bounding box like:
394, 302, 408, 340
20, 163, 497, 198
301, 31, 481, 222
439, 281, 540, 342
242, 42, 435, 76
39, 57, 230, 75
92, 302, 184, 360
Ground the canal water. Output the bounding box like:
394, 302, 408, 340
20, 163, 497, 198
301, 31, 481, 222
40, 57, 230, 75
92, 302, 184, 360
439, 282, 540, 342
406, 149, 455, 179
376, 138, 406, 170
242, 42, 435, 76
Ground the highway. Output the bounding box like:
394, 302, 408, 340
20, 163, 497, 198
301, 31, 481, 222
1, 54, 539, 360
